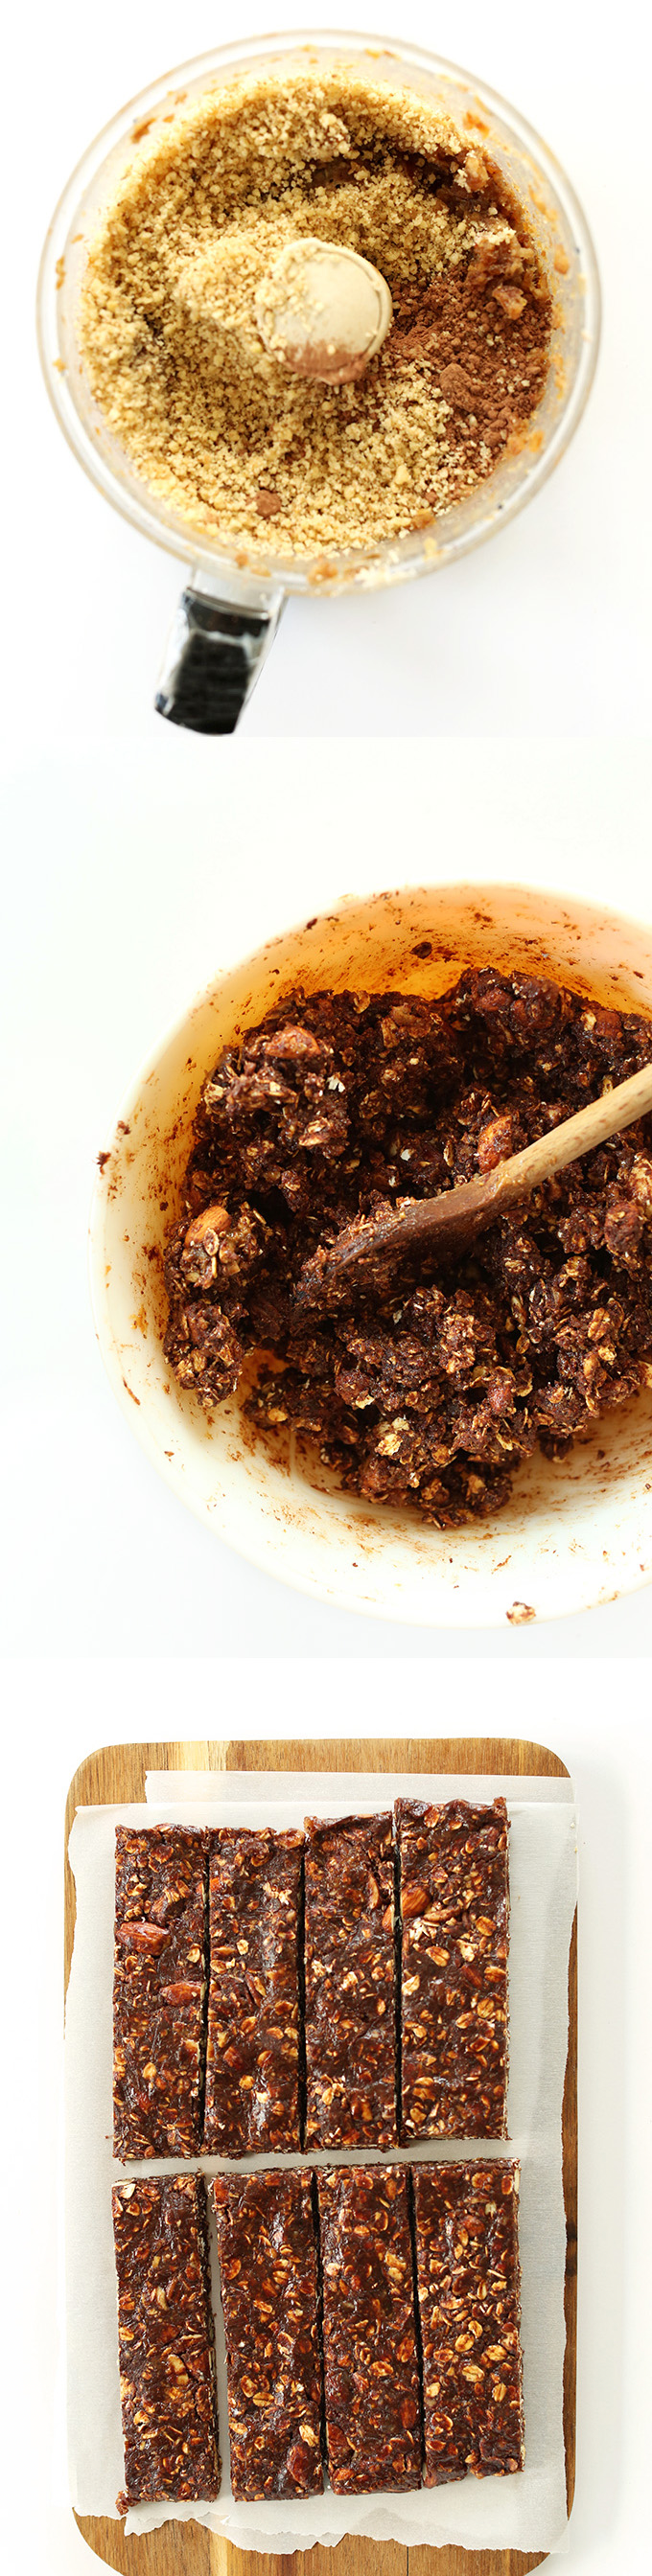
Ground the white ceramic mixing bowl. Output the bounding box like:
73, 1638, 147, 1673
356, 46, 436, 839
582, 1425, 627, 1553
89, 880, 652, 1630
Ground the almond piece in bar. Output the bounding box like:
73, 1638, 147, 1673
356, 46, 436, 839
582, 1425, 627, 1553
318, 2164, 421, 2493
413, 2159, 525, 2481
203, 1826, 303, 2153
113, 1825, 209, 2160
113, 2175, 221, 2510
304, 1811, 397, 2147
397, 1796, 509, 2138
212, 2169, 323, 2500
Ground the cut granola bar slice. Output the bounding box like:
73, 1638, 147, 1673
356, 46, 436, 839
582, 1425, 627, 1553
113, 2175, 221, 2510
413, 2159, 524, 2481
317, 2164, 421, 2493
203, 1826, 303, 2154
396, 1797, 509, 2138
304, 1811, 397, 2148
113, 1825, 209, 2160
212, 2169, 323, 2500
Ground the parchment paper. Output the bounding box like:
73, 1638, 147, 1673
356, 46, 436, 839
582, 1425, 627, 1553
65, 1771, 577, 2556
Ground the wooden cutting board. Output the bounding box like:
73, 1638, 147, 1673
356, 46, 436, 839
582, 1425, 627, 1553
64, 1734, 577, 2576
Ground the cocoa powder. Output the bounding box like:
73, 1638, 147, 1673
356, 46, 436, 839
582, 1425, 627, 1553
388, 219, 551, 492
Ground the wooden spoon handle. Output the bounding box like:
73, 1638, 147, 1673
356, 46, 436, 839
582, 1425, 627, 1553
438, 1057, 652, 1246
302, 1057, 652, 1298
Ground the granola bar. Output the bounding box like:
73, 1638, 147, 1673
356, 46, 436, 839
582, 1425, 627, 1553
113, 2175, 221, 2510
113, 1826, 209, 2160
203, 1826, 303, 2154
304, 1812, 397, 2148
317, 2164, 421, 2493
397, 1797, 509, 2139
212, 2169, 323, 2500
413, 2160, 524, 2481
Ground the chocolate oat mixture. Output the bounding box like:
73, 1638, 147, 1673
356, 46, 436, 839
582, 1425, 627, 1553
79, 69, 552, 556
164, 969, 652, 1527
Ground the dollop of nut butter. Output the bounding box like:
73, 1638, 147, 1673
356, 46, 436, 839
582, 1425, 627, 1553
255, 237, 393, 384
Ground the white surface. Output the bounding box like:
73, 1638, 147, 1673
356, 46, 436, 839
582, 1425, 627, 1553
66, 1783, 575, 2550
3, 732, 652, 1656
3, 1666, 651, 2576
3, 0, 651, 740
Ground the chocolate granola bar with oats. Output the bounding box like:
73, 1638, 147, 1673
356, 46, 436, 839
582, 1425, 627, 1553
164, 970, 652, 1530
304, 1811, 397, 2147
212, 2169, 323, 2500
413, 2159, 524, 2482
113, 1826, 209, 2160
317, 2164, 421, 2493
113, 2175, 221, 2511
203, 1826, 303, 2155
397, 1798, 509, 2139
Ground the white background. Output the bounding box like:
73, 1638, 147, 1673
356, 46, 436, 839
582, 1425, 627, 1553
5, 1666, 652, 2576
2, 0, 651, 740
2, 4, 652, 2573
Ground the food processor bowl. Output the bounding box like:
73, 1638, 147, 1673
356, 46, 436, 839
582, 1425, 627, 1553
38, 31, 600, 731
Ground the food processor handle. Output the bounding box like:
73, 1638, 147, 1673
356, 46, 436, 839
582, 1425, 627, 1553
154, 580, 286, 734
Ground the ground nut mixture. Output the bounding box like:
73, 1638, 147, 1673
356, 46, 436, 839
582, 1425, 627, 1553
79, 68, 552, 556
164, 970, 652, 1528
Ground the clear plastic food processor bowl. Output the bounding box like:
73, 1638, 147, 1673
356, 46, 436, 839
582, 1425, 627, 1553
37, 30, 600, 730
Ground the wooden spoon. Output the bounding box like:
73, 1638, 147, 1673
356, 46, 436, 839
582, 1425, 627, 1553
296, 1060, 652, 1308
